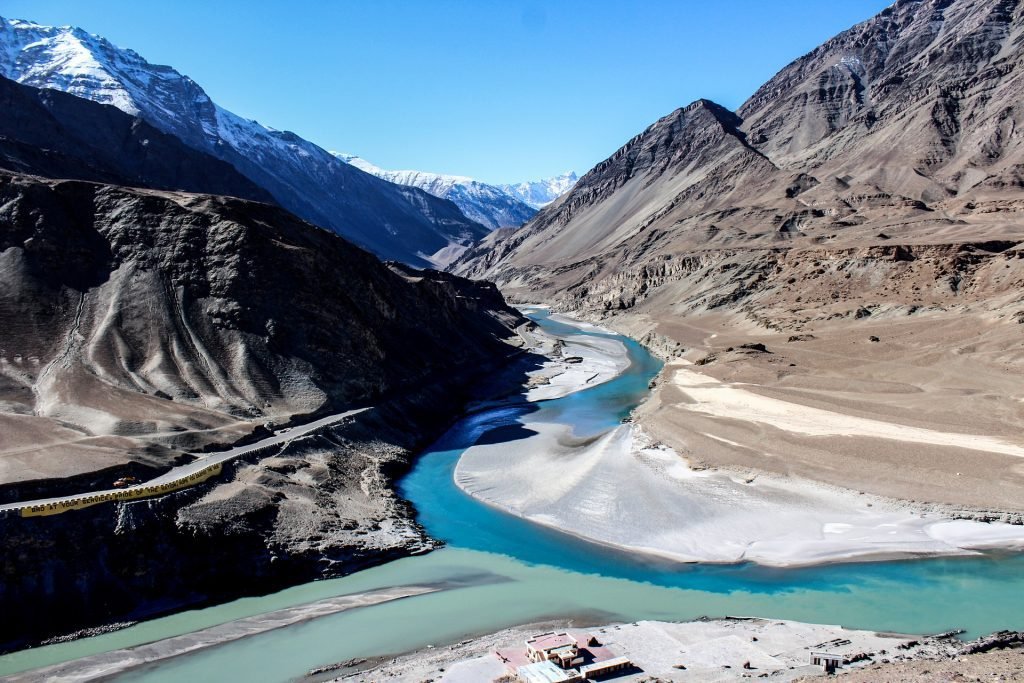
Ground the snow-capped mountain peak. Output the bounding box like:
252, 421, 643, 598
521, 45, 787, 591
333, 153, 537, 231
333, 153, 385, 175
0, 18, 216, 132
335, 154, 473, 186
497, 172, 579, 209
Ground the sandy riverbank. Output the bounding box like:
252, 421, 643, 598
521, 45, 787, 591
665, 361, 1024, 458
516, 310, 631, 401
618, 310, 1024, 515
455, 421, 1024, 566
454, 312, 1024, 567
335, 617, 1014, 682
2, 584, 448, 683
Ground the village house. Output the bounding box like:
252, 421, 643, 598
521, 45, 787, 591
500, 630, 634, 682
526, 632, 585, 668
809, 651, 844, 673
579, 656, 632, 679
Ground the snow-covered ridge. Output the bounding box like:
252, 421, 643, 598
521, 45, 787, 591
498, 172, 579, 209
334, 153, 537, 231
0, 17, 221, 142
0, 16, 488, 268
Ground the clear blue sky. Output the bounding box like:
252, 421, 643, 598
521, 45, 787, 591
4, 0, 892, 184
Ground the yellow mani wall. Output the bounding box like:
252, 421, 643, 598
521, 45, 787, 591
19, 463, 224, 517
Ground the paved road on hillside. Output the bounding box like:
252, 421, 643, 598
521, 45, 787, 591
0, 407, 371, 514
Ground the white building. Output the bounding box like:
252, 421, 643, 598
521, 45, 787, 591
809, 651, 844, 673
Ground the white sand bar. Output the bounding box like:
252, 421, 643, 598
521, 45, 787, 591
670, 363, 1024, 458
6, 585, 440, 683
455, 422, 1024, 567
521, 326, 630, 402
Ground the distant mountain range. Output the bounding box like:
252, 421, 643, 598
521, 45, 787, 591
497, 172, 579, 209
334, 154, 539, 231
0, 16, 488, 268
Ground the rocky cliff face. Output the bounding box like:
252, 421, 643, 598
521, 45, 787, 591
0, 172, 522, 487
0, 169, 529, 648
0, 369, 525, 650
739, 0, 1024, 198
0, 33, 531, 646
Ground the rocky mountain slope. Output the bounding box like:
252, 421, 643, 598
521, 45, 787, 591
454, 0, 1024, 513
0, 17, 533, 649
335, 153, 537, 231
0, 85, 529, 643
497, 171, 579, 208
738, 0, 1024, 198
0, 16, 489, 268
0, 169, 523, 486
0, 75, 273, 200
457, 0, 1024, 297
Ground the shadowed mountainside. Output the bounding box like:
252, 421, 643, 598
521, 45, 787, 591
0, 75, 273, 201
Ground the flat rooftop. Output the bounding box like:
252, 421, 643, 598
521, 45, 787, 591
580, 655, 631, 674
517, 660, 580, 683
527, 632, 578, 652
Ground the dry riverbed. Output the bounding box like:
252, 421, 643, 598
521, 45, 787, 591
616, 310, 1024, 516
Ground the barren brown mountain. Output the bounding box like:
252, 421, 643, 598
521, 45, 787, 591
454, 0, 1024, 513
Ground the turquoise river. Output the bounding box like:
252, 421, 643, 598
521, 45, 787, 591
1, 310, 1022, 681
